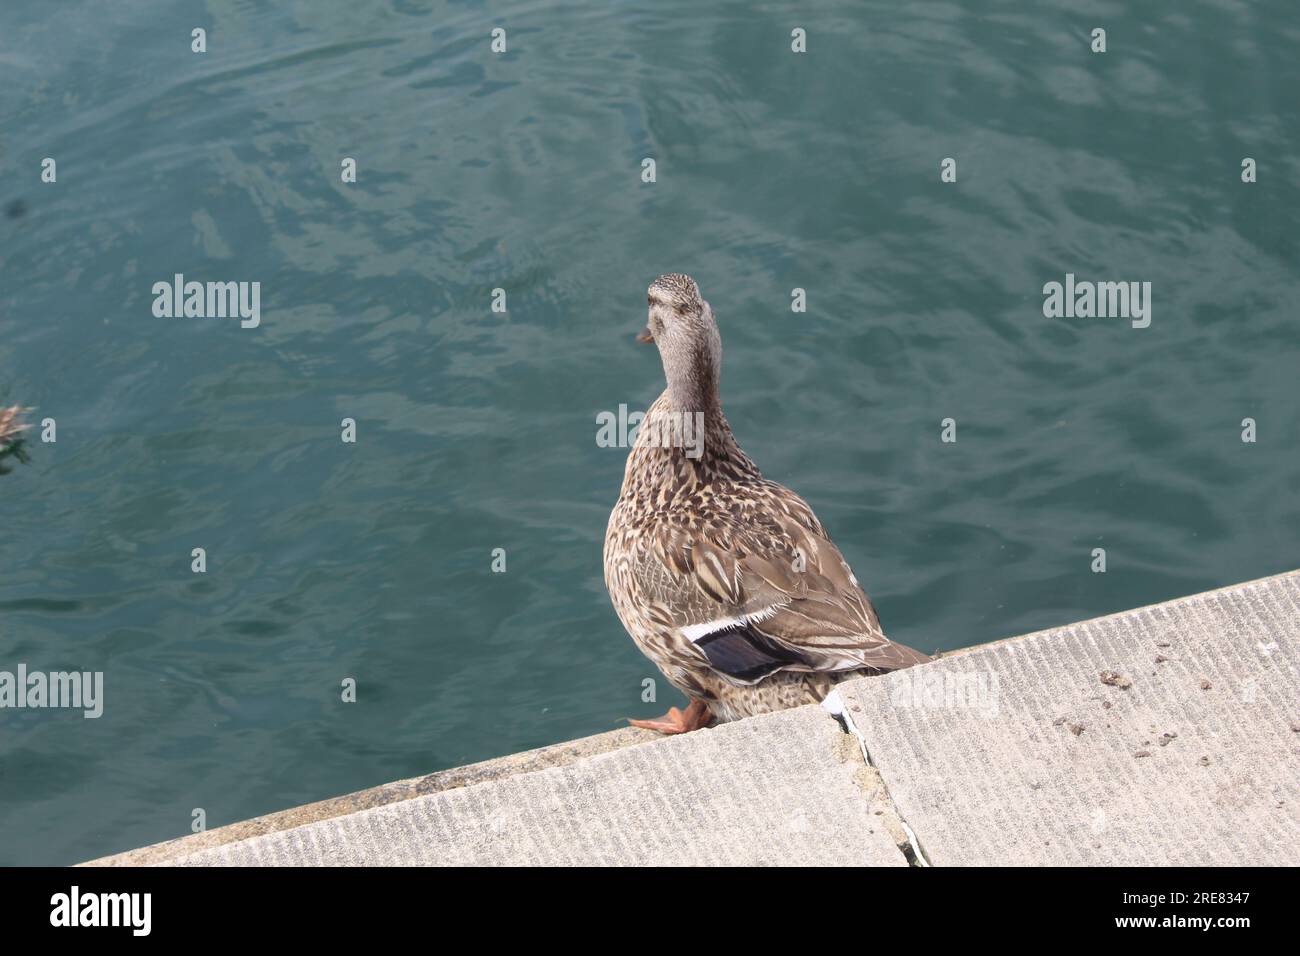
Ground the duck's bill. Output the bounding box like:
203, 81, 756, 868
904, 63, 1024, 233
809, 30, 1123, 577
636, 326, 654, 344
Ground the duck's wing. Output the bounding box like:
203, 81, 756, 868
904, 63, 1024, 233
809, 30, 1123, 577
635, 480, 931, 686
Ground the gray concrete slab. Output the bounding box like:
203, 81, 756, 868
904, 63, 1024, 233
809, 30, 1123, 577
162, 705, 908, 866
836, 570, 1300, 865
86, 725, 661, 866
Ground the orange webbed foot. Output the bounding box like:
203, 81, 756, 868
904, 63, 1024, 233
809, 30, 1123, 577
627, 699, 712, 735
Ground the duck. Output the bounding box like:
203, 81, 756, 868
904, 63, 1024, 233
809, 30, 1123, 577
604, 274, 930, 734
0, 405, 27, 447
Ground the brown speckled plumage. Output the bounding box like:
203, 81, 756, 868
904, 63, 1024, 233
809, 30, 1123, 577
604, 275, 929, 724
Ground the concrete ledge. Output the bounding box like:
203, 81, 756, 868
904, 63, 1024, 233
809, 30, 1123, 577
158, 706, 908, 867
838, 569, 1300, 865
85, 726, 660, 866
83, 569, 1300, 867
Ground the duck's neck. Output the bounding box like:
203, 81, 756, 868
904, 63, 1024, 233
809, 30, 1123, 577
664, 359, 721, 422
626, 389, 759, 489
624, 333, 761, 484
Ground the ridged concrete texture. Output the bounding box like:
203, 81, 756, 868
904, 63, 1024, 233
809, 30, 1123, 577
162, 705, 908, 866
837, 570, 1300, 865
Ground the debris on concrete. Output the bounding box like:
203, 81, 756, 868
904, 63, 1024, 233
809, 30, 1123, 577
1100, 670, 1132, 689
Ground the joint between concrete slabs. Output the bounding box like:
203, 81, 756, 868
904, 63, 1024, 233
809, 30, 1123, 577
824, 694, 933, 867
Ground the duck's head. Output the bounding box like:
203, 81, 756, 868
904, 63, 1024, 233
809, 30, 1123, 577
638, 273, 712, 345
638, 273, 722, 408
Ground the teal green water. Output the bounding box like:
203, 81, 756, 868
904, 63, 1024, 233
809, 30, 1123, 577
2, 2, 1298, 865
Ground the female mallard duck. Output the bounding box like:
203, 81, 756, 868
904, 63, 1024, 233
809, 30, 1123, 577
604, 274, 929, 734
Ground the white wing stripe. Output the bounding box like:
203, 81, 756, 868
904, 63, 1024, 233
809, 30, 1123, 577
680, 605, 781, 643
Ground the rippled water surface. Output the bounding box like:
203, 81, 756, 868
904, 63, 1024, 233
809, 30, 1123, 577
1, 1, 1298, 864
